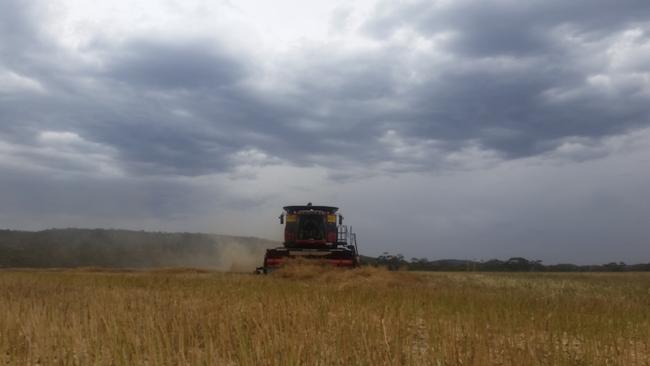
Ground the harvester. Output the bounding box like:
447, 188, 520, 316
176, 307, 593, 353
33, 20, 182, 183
256, 203, 360, 273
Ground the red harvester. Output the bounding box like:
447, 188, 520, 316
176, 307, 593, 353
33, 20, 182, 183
257, 203, 360, 273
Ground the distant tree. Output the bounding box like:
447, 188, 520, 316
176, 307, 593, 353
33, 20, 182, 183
504, 257, 527, 271
603, 262, 626, 272
376, 252, 405, 271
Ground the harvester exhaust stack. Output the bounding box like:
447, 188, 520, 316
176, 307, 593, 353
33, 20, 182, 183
257, 204, 360, 273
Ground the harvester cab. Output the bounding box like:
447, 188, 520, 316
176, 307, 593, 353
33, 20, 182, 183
257, 203, 360, 273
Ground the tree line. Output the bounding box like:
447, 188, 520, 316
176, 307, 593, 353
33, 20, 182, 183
364, 253, 650, 272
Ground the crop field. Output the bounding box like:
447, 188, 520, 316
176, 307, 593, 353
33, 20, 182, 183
1, 267, 649, 365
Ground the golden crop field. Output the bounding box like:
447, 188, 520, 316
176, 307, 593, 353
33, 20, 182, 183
1, 266, 649, 365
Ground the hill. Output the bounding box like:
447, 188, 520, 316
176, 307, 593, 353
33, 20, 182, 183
0, 228, 278, 270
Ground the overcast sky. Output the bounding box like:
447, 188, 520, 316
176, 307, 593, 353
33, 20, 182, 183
1, 0, 650, 264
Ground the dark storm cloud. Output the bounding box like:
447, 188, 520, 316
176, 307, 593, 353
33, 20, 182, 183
84, 40, 402, 175
2, 0, 650, 177
398, 59, 649, 158
364, 0, 650, 56
354, 0, 650, 161
2, 34, 255, 176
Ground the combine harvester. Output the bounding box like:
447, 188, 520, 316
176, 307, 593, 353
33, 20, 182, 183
257, 203, 360, 273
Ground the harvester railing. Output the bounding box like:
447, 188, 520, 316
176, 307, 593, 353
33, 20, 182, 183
349, 230, 359, 255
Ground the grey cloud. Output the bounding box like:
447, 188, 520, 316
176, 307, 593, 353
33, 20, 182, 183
2, 37, 255, 176
0, 0, 37, 60
105, 40, 247, 90
364, 0, 650, 56
350, 0, 650, 163
2, 0, 650, 178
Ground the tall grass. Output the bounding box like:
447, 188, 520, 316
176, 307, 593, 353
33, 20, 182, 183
0, 267, 648, 365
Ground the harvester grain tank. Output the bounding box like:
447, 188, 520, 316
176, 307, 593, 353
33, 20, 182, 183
257, 203, 360, 273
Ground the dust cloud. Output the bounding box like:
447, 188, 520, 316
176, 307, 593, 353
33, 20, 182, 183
215, 241, 272, 272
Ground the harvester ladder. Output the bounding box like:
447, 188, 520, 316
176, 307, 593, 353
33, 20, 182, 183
337, 225, 349, 244
338, 225, 359, 255
349, 227, 359, 255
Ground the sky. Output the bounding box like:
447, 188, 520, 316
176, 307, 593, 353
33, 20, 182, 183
1, 0, 650, 264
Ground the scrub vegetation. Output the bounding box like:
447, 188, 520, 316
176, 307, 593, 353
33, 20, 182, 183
1, 266, 648, 365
